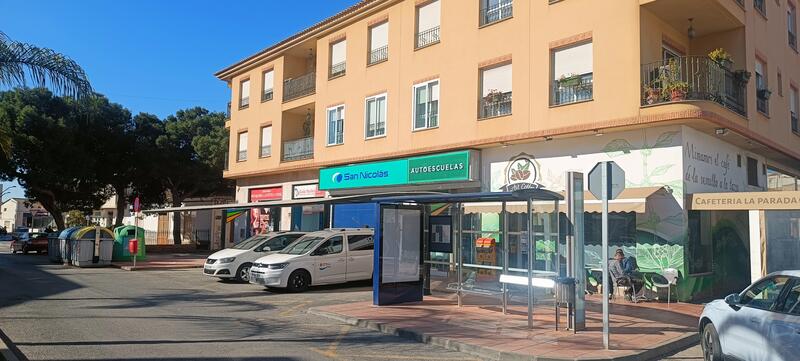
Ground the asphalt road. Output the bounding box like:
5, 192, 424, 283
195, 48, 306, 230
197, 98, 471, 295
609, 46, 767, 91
0, 244, 475, 361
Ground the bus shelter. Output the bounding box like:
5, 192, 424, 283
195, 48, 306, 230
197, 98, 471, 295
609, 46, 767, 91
371, 189, 564, 328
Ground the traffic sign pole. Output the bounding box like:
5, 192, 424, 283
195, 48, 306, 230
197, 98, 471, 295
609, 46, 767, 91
601, 162, 610, 349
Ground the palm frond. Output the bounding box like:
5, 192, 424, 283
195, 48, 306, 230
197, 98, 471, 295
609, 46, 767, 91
0, 31, 92, 98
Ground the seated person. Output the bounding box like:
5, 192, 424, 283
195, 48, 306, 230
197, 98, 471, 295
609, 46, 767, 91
607, 249, 644, 300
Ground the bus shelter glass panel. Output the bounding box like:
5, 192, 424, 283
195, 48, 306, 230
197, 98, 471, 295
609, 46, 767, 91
381, 207, 422, 284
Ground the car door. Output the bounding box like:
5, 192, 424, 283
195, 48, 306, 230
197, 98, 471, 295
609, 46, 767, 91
345, 233, 374, 281
767, 277, 800, 361
726, 276, 792, 361
311, 236, 346, 284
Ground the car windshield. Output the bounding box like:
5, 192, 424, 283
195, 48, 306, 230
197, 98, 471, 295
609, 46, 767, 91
231, 235, 267, 250
280, 236, 325, 255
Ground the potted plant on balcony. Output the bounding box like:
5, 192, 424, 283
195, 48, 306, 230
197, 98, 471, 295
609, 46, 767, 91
665, 81, 689, 101
643, 85, 661, 104
708, 48, 734, 69
558, 73, 581, 87
484, 89, 504, 104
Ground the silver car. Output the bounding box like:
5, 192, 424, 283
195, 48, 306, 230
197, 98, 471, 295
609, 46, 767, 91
699, 271, 800, 361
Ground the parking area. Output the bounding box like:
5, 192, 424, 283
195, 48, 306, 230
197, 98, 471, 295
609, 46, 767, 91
0, 245, 475, 361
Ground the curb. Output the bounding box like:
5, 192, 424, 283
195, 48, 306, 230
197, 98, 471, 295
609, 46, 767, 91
308, 308, 699, 361
110, 264, 203, 271
0, 327, 24, 361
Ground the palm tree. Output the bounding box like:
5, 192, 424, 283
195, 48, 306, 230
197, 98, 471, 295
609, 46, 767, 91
0, 31, 92, 155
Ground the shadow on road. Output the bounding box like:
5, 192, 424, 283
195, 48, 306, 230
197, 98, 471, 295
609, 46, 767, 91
0, 254, 84, 310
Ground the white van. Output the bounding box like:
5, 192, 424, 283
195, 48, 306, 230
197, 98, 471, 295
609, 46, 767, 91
249, 228, 374, 292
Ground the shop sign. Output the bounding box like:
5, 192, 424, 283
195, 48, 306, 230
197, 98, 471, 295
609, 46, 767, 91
689, 191, 800, 210
249, 186, 283, 202
319, 150, 475, 190
292, 183, 326, 199
500, 153, 543, 191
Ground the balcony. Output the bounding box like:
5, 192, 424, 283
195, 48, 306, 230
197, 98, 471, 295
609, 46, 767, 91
479, 91, 512, 119
369, 45, 388, 65
282, 137, 314, 162
283, 72, 316, 102
237, 150, 247, 162
552, 73, 593, 106
260, 144, 271, 158
480, 0, 513, 26
329, 61, 346, 79
225, 102, 231, 119
416, 26, 440, 49
262, 89, 273, 102
641, 56, 747, 116
792, 113, 799, 134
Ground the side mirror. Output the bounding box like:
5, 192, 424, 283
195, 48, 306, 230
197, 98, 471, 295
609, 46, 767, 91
724, 293, 741, 306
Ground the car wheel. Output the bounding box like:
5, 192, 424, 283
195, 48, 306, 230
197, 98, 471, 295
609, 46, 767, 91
235, 263, 252, 283
22, 247, 29, 254
287, 270, 310, 293
701, 322, 723, 361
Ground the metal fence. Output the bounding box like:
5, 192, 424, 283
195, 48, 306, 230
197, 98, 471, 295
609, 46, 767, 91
329, 61, 346, 78
282, 136, 314, 161
480, 0, 513, 26
480, 92, 512, 118
237, 150, 247, 162
283, 72, 316, 102
552, 73, 593, 106
260, 145, 271, 158
641, 56, 747, 116
262, 89, 273, 102
416, 26, 440, 48
369, 45, 388, 65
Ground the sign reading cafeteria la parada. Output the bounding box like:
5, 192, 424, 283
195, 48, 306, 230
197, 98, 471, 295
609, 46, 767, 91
689, 191, 800, 211
319, 150, 478, 190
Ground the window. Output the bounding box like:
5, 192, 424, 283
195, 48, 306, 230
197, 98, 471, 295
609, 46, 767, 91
479, 63, 512, 118
327, 105, 345, 146
239, 79, 250, 109
237, 131, 248, 161
790, 4, 798, 50
756, 58, 769, 115
776, 280, 800, 315
262, 69, 274, 102
778, 71, 783, 97
416, 0, 440, 48
791, 86, 799, 133
348, 234, 374, 251
314, 236, 343, 256
329, 39, 347, 78
748, 156, 760, 187
365, 93, 387, 138
687, 211, 713, 275
368, 22, 389, 65
662, 44, 682, 61
755, 0, 766, 16
552, 41, 593, 106
260, 126, 272, 158
480, 0, 513, 26
741, 276, 791, 310
413, 80, 440, 130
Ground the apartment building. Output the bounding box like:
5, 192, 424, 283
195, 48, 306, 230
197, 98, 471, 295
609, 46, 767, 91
216, 0, 800, 300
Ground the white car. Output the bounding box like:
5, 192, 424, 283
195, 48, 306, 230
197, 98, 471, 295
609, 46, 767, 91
203, 232, 305, 282
249, 228, 374, 292
699, 271, 800, 361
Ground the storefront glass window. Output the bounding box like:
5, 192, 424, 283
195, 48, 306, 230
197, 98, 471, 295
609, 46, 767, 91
687, 211, 713, 275
765, 210, 800, 273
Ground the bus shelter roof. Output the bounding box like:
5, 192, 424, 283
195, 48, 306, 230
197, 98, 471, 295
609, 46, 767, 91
372, 189, 563, 204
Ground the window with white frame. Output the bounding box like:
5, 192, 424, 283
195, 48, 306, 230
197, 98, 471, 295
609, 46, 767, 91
552, 41, 593, 105
260, 126, 272, 157
239, 79, 250, 109
480, 63, 512, 118
237, 131, 248, 161
480, 0, 513, 26
413, 80, 439, 130
369, 22, 389, 65
262, 70, 274, 102
416, 0, 440, 48
330, 39, 347, 78
365, 93, 387, 138
327, 105, 345, 145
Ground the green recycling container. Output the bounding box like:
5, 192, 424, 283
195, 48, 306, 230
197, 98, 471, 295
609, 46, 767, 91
112, 225, 146, 261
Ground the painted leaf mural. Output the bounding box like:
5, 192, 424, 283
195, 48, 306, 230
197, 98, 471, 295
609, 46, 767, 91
602, 139, 633, 157
636, 244, 684, 272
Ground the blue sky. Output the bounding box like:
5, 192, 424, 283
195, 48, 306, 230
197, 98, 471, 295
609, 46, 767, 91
1, 0, 356, 201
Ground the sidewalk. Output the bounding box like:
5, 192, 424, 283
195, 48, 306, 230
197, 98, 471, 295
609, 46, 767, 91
310, 294, 702, 361
111, 253, 207, 271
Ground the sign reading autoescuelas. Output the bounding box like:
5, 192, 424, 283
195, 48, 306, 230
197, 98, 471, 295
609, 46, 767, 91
319, 150, 474, 190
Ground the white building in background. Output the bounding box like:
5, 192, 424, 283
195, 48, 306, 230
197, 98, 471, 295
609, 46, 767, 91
90, 195, 128, 228
1, 198, 53, 231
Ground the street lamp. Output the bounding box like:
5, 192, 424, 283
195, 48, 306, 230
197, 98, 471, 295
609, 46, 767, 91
1, 185, 18, 200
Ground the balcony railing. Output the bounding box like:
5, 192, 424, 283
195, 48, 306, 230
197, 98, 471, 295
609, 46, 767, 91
237, 150, 247, 162
792, 113, 798, 134
262, 89, 273, 102
260, 145, 271, 158
329, 61, 346, 78
239, 96, 249, 109
480, 0, 513, 26
366, 122, 385, 138
641, 56, 748, 116
283, 72, 316, 102
416, 26, 440, 49
282, 137, 314, 162
790, 31, 797, 50
480, 91, 512, 118
369, 45, 388, 65
225, 102, 231, 119
754, 0, 766, 15
552, 73, 593, 106
757, 89, 770, 115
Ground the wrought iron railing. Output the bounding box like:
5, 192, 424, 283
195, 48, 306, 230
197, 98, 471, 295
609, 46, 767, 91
790, 31, 797, 50
369, 45, 388, 65
552, 73, 593, 106
480, 91, 512, 118
282, 137, 314, 161
283, 72, 316, 102
641, 56, 748, 116
480, 0, 513, 26
225, 102, 231, 119
366, 122, 385, 138
262, 89, 273, 102
757, 89, 770, 114
754, 0, 766, 15
239, 96, 249, 109
330, 61, 346, 78
792, 113, 799, 134
237, 150, 247, 162
416, 26, 440, 48
260, 145, 271, 158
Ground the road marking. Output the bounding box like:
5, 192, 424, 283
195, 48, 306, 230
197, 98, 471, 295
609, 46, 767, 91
277, 301, 312, 317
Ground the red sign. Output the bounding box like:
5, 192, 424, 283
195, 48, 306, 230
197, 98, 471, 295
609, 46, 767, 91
249, 187, 283, 202
133, 197, 140, 212
128, 239, 138, 254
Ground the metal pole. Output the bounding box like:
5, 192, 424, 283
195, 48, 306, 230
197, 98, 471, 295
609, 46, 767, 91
456, 203, 463, 308
133, 211, 138, 269
502, 201, 508, 315
602, 162, 610, 349
527, 198, 534, 329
